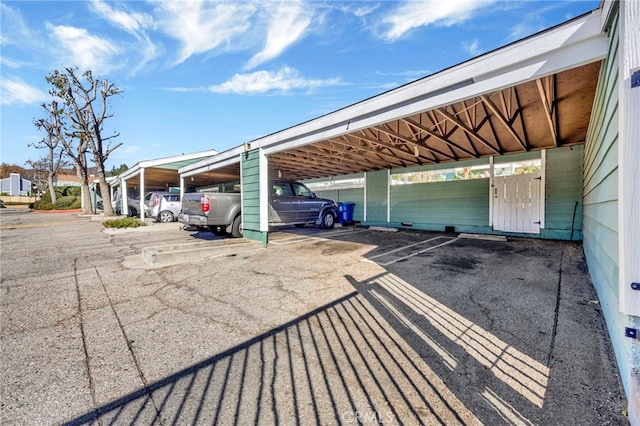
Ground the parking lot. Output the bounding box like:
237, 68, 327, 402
0, 210, 628, 425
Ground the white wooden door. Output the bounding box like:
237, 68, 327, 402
492, 173, 542, 233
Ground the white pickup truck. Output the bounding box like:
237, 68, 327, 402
179, 180, 339, 238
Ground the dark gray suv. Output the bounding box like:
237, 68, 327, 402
269, 180, 338, 229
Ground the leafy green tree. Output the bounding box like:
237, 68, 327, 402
109, 163, 129, 176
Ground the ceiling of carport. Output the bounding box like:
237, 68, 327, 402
184, 164, 241, 187
268, 61, 601, 181
120, 157, 229, 190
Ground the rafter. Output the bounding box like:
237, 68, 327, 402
536, 76, 558, 146
435, 107, 501, 155
480, 94, 527, 151
401, 117, 476, 159
350, 131, 423, 166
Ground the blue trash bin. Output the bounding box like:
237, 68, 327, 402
337, 202, 356, 224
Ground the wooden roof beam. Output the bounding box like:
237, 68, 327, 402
350, 131, 424, 167
294, 143, 386, 171
329, 137, 408, 168
536, 76, 558, 146
372, 124, 436, 162
401, 117, 476, 159
480, 94, 527, 151
435, 107, 501, 155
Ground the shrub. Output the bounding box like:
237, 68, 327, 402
34, 200, 54, 210
64, 186, 81, 197
55, 195, 78, 209
102, 217, 147, 228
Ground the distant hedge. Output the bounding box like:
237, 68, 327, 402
35, 186, 82, 210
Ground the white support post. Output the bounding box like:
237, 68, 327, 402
363, 172, 368, 222
122, 180, 128, 216
540, 149, 546, 230
489, 156, 494, 228
387, 169, 391, 223
180, 176, 184, 200
139, 168, 145, 222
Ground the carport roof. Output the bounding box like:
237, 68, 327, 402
114, 150, 219, 190
181, 9, 608, 183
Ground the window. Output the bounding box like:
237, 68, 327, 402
391, 165, 490, 185
292, 183, 312, 197
494, 159, 541, 176
272, 183, 292, 197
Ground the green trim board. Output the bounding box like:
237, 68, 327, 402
241, 149, 262, 234
243, 229, 268, 247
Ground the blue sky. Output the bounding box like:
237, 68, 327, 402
1, 0, 599, 171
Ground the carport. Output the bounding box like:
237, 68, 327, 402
111, 150, 218, 220
178, 4, 640, 419
180, 10, 606, 245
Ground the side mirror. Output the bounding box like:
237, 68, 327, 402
310, 192, 317, 199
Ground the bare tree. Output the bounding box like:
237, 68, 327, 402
46, 68, 122, 216
33, 107, 71, 204
36, 100, 92, 213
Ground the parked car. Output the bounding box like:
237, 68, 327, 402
179, 180, 338, 238
147, 192, 181, 222
114, 196, 143, 217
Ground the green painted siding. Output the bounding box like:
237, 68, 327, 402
582, 9, 629, 395
365, 171, 389, 224
542, 146, 584, 240
241, 149, 262, 233
389, 179, 490, 232
313, 188, 365, 222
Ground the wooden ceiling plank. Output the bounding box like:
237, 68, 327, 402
481, 94, 527, 151
340, 135, 414, 168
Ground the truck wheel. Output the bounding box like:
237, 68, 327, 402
158, 210, 174, 223
319, 211, 335, 229
231, 215, 243, 238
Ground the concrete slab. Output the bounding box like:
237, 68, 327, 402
0, 211, 629, 425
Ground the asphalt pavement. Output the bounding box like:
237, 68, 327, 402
0, 209, 628, 425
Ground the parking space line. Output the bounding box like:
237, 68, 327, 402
378, 237, 459, 266
269, 228, 369, 245
367, 236, 446, 260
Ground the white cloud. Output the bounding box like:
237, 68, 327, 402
245, 2, 313, 69
207, 67, 341, 95
154, 1, 256, 65
88, 0, 158, 73
0, 77, 48, 106
0, 3, 31, 47
379, 0, 495, 41
46, 23, 121, 73
89, 0, 152, 34
462, 39, 481, 55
